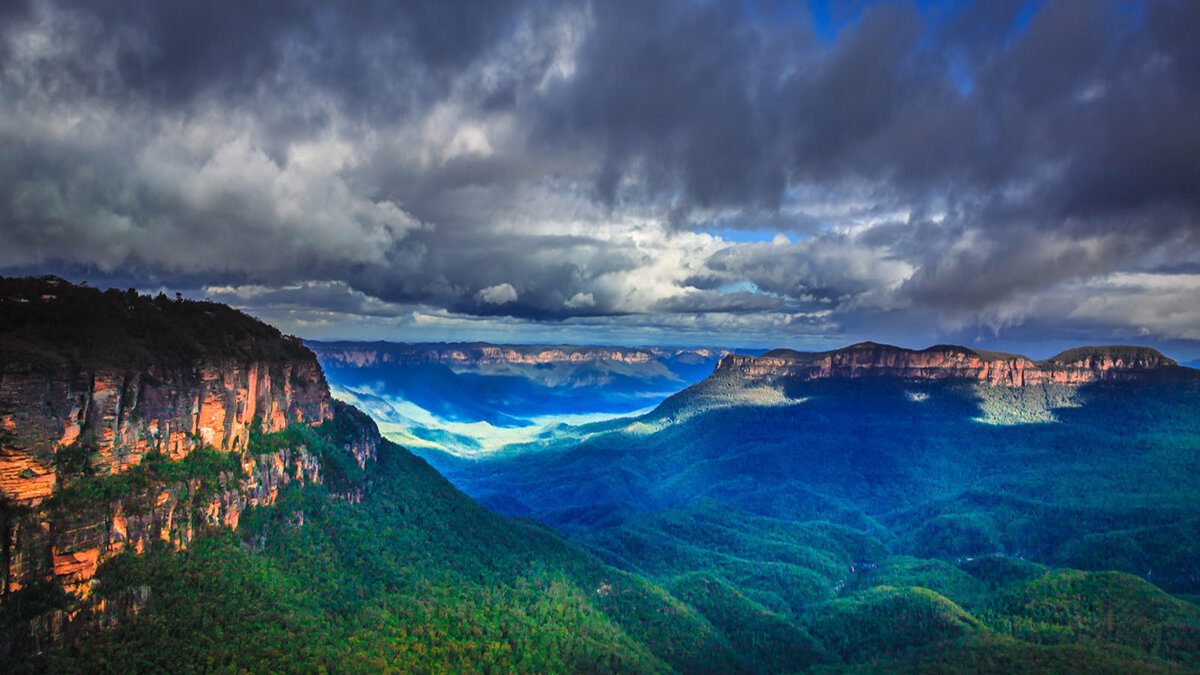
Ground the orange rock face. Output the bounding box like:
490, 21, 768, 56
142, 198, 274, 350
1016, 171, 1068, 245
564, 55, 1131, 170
3, 433, 329, 596
52, 548, 100, 589
0, 446, 57, 503
0, 352, 338, 608
0, 279, 378, 654
715, 342, 1182, 386
0, 357, 332, 507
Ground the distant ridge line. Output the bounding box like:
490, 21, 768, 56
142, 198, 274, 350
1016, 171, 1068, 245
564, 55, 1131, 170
715, 342, 1186, 387
756, 342, 1175, 367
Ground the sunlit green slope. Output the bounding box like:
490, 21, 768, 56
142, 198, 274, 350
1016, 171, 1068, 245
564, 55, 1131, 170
8, 419, 756, 674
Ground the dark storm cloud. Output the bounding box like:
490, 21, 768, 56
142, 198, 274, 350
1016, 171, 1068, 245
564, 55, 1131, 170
350, 227, 652, 320
706, 233, 913, 308
1, 0, 1199, 346
203, 281, 413, 319
537, 0, 1200, 223
1, 0, 528, 110
534, 0, 796, 212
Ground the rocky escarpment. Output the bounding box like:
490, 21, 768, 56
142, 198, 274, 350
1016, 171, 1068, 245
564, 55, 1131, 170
0, 357, 330, 507
6, 441, 323, 594
0, 277, 379, 653
713, 342, 1185, 387
643, 342, 1191, 426
309, 340, 725, 369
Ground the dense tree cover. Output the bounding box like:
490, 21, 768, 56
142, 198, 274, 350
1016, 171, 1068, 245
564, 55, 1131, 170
8, 419, 1200, 672
247, 409, 367, 490
6, 425, 765, 673
426, 373, 1200, 670
47, 444, 244, 520
448, 376, 1200, 591
991, 570, 1200, 665
2, 407, 1199, 671
806, 585, 985, 661
0, 276, 311, 369
667, 572, 828, 671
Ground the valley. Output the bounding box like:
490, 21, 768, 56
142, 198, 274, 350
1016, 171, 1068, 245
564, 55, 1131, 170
429, 344, 1200, 613
314, 335, 1200, 671
308, 340, 730, 458
3, 278, 1200, 673
5, 0, 1199, 671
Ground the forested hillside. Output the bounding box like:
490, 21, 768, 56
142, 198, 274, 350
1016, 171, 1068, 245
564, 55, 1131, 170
429, 345, 1200, 671
5, 278, 1200, 672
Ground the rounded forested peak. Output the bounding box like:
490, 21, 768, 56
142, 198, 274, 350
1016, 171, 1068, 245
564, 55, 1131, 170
841, 341, 906, 353
1043, 345, 1177, 369
919, 344, 999, 358
920, 344, 974, 354
759, 348, 811, 360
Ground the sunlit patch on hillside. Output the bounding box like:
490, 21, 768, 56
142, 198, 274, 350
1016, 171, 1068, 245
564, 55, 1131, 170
625, 386, 805, 436
969, 383, 1079, 426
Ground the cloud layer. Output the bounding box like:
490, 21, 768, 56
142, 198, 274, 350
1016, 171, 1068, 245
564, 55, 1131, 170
1, 0, 1198, 354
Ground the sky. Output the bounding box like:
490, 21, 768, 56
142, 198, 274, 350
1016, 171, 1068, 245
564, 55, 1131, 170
1, 0, 1199, 358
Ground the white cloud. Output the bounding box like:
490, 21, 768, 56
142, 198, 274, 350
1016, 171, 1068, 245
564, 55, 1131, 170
477, 282, 518, 305
564, 292, 595, 309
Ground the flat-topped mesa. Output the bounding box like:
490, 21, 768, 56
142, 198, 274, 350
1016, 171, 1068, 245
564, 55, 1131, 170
715, 342, 1182, 387
1043, 345, 1178, 371
447, 345, 657, 365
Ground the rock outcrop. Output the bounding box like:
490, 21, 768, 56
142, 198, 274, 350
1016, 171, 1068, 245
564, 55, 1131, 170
328, 400, 382, 469
0, 358, 331, 508
0, 276, 379, 654
309, 340, 725, 369
7, 441, 323, 596
713, 342, 1185, 387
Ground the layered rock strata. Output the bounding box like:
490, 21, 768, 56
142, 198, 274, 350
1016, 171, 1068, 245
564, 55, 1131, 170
0, 358, 331, 507
714, 342, 1183, 387
0, 277, 376, 654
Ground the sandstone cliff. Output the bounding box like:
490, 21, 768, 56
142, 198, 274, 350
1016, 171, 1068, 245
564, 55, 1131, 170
713, 342, 1184, 386
309, 340, 725, 369
0, 277, 377, 653
0, 357, 331, 507
642, 341, 1193, 427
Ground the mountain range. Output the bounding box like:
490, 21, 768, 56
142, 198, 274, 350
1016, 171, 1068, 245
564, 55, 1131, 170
3, 276, 1200, 672
437, 342, 1200, 570
428, 340, 1200, 670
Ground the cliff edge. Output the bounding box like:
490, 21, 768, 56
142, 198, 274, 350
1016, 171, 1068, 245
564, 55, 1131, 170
713, 341, 1183, 386
644, 341, 1192, 425
0, 276, 377, 653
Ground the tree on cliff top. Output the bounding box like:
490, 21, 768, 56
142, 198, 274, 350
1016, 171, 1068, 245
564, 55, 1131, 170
0, 276, 311, 370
